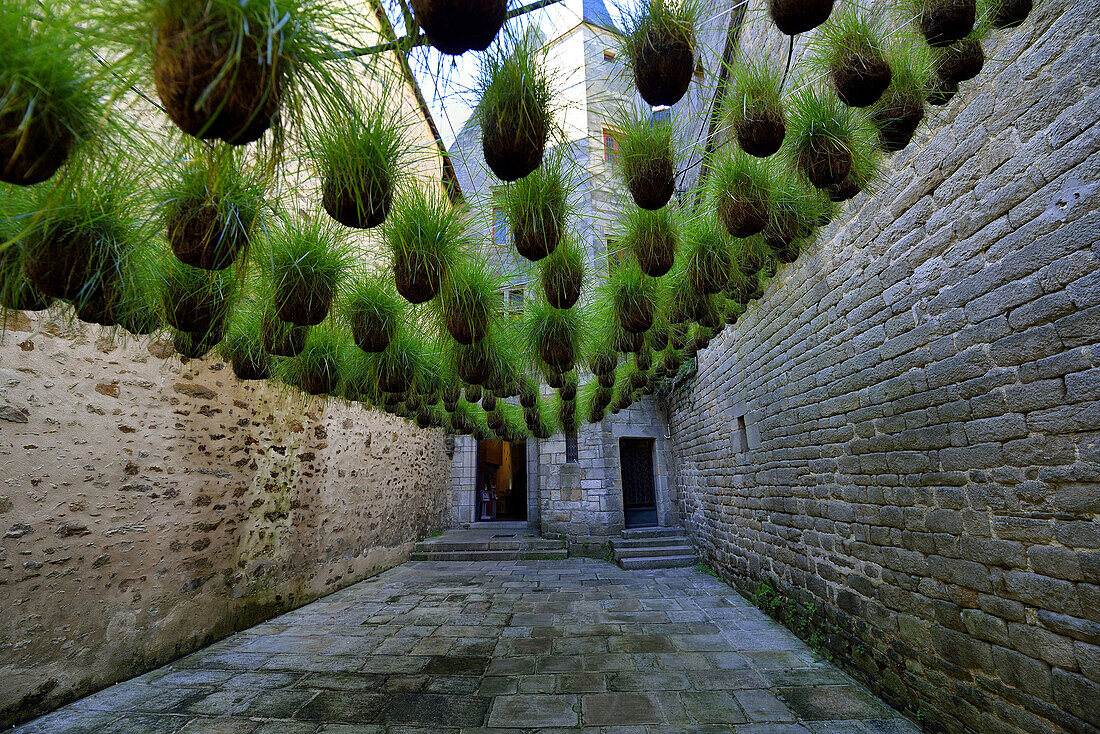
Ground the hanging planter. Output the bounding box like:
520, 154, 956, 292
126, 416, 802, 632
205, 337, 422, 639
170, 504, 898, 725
0, 242, 53, 312
220, 315, 271, 381
0, 4, 96, 186
590, 350, 618, 378
726, 62, 786, 158
826, 139, 880, 202
769, 0, 835, 35
173, 327, 222, 360
927, 76, 958, 105
410, 0, 507, 56
988, 0, 1031, 28
615, 109, 678, 211
634, 350, 652, 372
934, 31, 987, 84
540, 238, 585, 309
560, 372, 578, 402
645, 317, 670, 351
871, 38, 932, 152
440, 258, 499, 345
614, 323, 645, 353
311, 100, 404, 230
386, 188, 463, 304
475, 32, 552, 182
518, 379, 538, 409
282, 328, 341, 396
611, 261, 656, 334
624, 207, 678, 278
152, 5, 282, 145
624, 0, 699, 106
465, 383, 483, 403
269, 216, 348, 327
24, 222, 99, 301
347, 274, 403, 354
503, 154, 569, 262
163, 151, 263, 271
661, 348, 682, 372
812, 10, 893, 108
683, 214, 732, 295
22, 165, 140, 303
453, 339, 494, 386
340, 345, 379, 404
161, 257, 236, 338
481, 391, 497, 412
378, 334, 418, 394
713, 150, 771, 238
527, 298, 582, 374
262, 309, 308, 357
788, 87, 878, 189
913, 0, 976, 47
762, 175, 823, 263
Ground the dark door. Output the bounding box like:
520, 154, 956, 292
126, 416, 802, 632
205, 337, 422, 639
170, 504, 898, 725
620, 438, 657, 528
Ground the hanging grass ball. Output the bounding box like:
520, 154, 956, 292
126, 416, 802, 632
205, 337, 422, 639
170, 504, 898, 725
347, 274, 403, 354
726, 62, 786, 158
540, 239, 585, 309
624, 0, 699, 107
385, 188, 463, 305
411, 0, 508, 56
914, 0, 976, 47
475, 32, 552, 182
769, 0, 835, 36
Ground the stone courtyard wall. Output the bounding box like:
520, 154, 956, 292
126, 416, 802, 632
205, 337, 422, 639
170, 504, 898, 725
0, 313, 452, 728
670, 1, 1100, 732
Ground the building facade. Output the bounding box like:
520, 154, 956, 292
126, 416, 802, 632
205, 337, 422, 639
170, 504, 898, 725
446, 0, 736, 549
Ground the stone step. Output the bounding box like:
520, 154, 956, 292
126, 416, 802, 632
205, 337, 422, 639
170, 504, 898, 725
413, 539, 564, 553
620, 527, 686, 540
409, 549, 568, 562
610, 536, 688, 551
619, 554, 698, 570
613, 544, 695, 560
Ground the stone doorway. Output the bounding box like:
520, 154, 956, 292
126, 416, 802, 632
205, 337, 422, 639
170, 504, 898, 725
477, 440, 528, 521
620, 438, 657, 528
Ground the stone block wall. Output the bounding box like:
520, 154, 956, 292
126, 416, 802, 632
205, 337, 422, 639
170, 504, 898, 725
0, 313, 452, 728
670, 1, 1100, 732
539, 396, 678, 551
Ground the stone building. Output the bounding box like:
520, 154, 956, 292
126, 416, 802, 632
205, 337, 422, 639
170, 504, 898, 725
446, 0, 734, 548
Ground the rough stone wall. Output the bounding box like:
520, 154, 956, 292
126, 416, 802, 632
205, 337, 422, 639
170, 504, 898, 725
670, 1, 1100, 732
0, 313, 452, 728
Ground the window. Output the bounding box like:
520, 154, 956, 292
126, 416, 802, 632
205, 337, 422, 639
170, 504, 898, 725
492, 207, 509, 246
508, 288, 525, 312
733, 414, 749, 454
652, 107, 671, 125
603, 130, 619, 164
566, 431, 579, 463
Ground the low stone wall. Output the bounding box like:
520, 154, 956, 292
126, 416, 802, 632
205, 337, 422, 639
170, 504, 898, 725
0, 312, 452, 728
670, 1, 1100, 732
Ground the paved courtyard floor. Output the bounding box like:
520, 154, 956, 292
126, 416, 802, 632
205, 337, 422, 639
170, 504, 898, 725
12, 559, 918, 733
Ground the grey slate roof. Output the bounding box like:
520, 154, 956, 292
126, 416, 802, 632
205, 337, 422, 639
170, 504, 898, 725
581, 0, 618, 32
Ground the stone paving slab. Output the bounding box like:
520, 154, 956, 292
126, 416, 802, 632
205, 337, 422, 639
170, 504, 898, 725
9, 559, 919, 733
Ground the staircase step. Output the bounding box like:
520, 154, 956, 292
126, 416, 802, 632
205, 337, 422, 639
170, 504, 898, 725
614, 544, 695, 560
410, 549, 568, 562
620, 527, 686, 540
413, 539, 564, 553
610, 536, 688, 551
619, 554, 698, 570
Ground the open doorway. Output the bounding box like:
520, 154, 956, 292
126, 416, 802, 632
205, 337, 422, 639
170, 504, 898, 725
620, 438, 657, 528
477, 440, 528, 521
